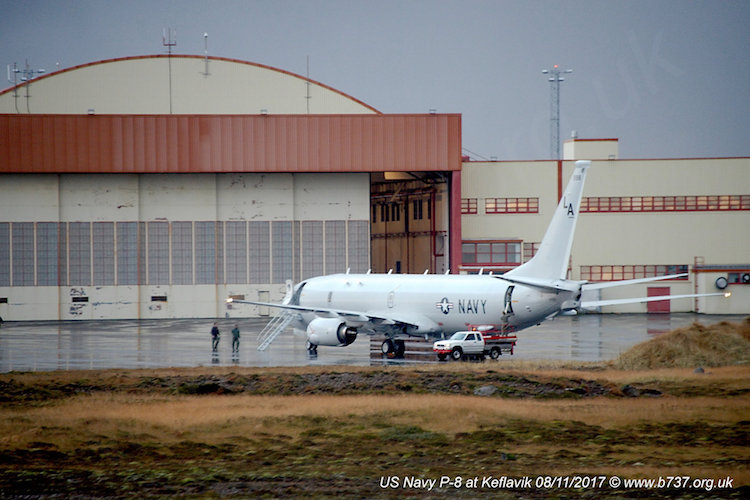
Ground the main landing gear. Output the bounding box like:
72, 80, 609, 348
381, 338, 406, 358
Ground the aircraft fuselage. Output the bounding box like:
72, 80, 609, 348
294, 273, 571, 337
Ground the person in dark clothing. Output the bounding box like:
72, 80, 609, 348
231, 324, 240, 352
211, 322, 220, 351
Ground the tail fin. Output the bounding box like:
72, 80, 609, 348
506, 160, 590, 280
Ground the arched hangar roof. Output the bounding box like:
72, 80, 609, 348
0, 55, 461, 174
0, 55, 379, 115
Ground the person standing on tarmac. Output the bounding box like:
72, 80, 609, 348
231, 324, 240, 352
211, 322, 220, 351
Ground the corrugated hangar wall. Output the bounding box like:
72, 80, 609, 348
0, 172, 371, 320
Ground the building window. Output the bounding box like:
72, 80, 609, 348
413, 199, 425, 219
581, 195, 750, 213
271, 221, 293, 284
462, 241, 522, 266
0, 223, 9, 286
93, 222, 115, 286
226, 221, 248, 284
347, 220, 370, 273
116, 222, 139, 285
171, 222, 193, 285
325, 220, 346, 275
37, 222, 59, 286
11, 223, 34, 286
391, 203, 400, 222
301, 221, 324, 280
196, 221, 222, 285
147, 221, 169, 285
249, 221, 270, 284
580, 264, 689, 282
485, 197, 539, 214
380, 203, 389, 223
68, 222, 91, 286
461, 198, 477, 215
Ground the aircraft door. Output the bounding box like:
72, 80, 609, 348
503, 286, 514, 316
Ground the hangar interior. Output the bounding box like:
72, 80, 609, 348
1, 54, 748, 320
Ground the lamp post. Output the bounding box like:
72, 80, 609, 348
542, 65, 572, 160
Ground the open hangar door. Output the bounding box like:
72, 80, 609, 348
370, 171, 453, 274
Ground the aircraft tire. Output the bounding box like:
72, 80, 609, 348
394, 340, 406, 358
437, 353, 447, 361
451, 347, 463, 361
306, 341, 318, 352
490, 347, 501, 359
381, 339, 394, 355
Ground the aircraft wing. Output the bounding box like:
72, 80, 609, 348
580, 291, 730, 310
227, 298, 429, 331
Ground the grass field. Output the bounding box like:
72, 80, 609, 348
1, 362, 748, 498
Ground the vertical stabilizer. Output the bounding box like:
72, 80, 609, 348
506, 160, 590, 280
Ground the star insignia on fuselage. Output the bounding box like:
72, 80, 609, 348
435, 297, 454, 315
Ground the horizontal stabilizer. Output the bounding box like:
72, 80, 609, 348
581, 292, 729, 310
497, 274, 582, 293
582, 273, 688, 291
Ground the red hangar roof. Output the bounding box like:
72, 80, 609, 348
0, 113, 462, 174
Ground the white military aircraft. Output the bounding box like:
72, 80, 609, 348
229, 160, 729, 356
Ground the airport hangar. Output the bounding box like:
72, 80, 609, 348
0, 54, 748, 322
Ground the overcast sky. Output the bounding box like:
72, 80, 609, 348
2, 0, 749, 160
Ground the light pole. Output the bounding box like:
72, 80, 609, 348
542, 65, 572, 160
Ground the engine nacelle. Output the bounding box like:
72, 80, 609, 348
306, 317, 358, 347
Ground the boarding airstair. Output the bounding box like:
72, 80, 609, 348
257, 309, 295, 351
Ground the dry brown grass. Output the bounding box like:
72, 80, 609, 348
613, 317, 750, 369
3, 391, 748, 450
2, 362, 749, 496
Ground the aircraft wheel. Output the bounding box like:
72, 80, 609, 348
306, 341, 318, 352
394, 340, 406, 358
490, 347, 501, 359
451, 347, 463, 361
381, 339, 394, 355
437, 353, 447, 361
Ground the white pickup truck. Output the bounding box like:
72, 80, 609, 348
433, 330, 517, 361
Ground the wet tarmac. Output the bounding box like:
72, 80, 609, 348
0, 313, 744, 372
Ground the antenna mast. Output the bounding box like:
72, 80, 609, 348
162, 28, 177, 113
305, 55, 311, 114
7, 60, 45, 113
202, 32, 210, 76
542, 65, 572, 160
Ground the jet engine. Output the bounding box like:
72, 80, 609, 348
306, 317, 358, 346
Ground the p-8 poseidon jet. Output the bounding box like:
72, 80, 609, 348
229, 160, 729, 355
